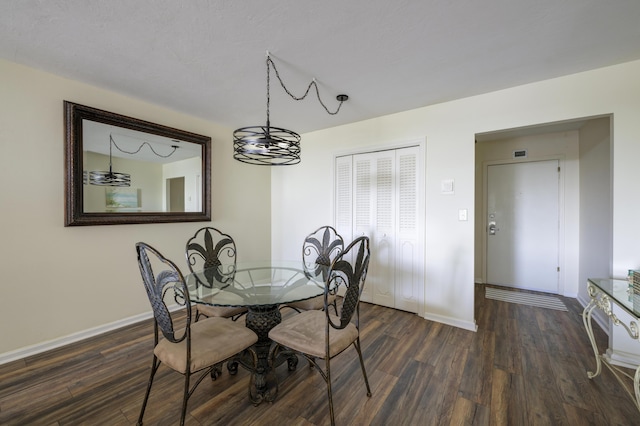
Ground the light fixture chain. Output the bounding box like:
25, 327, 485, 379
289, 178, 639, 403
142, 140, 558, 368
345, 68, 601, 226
266, 56, 345, 115
110, 134, 178, 158
266, 56, 271, 126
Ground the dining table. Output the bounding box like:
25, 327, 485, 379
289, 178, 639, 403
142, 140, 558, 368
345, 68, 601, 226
184, 260, 329, 404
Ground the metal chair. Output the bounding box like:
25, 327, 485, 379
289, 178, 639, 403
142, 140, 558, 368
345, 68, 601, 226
185, 227, 248, 321
286, 225, 344, 313
268, 236, 372, 426
135, 243, 257, 426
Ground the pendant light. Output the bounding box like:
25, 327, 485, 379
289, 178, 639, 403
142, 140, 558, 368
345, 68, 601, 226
89, 134, 132, 186
89, 134, 179, 186
233, 52, 348, 166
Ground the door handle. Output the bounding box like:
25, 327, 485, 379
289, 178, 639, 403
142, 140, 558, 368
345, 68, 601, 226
488, 222, 499, 235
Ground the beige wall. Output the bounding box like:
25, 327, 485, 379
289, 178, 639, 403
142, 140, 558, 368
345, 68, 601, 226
274, 60, 640, 330
578, 118, 612, 285
0, 59, 271, 358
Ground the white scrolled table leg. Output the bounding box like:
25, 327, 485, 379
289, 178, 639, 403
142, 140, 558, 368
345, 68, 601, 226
582, 298, 602, 379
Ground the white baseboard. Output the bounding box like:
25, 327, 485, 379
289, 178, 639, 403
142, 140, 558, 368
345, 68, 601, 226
605, 348, 640, 369
0, 310, 154, 366
423, 312, 478, 332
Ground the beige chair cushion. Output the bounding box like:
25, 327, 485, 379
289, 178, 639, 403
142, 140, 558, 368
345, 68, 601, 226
287, 294, 336, 311
268, 310, 358, 359
154, 317, 257, 374
196, 304, 247, 318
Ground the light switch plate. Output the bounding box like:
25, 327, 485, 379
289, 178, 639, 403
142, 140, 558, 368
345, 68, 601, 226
458, 209, 468, 221
441, 179, 454, 194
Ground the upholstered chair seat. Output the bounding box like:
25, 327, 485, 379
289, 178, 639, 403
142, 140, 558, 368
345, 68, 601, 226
155, 316, 257, 374
269, 310, 357, 359
194, 305, 247, 320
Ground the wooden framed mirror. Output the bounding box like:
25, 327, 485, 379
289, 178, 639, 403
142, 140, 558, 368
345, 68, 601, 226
64, 101, 211, 226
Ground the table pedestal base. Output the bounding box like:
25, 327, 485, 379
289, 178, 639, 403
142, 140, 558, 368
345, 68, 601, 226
231, 304, 298, 404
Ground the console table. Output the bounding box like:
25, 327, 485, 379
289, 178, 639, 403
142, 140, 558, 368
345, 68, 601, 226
583, 278, 640, 411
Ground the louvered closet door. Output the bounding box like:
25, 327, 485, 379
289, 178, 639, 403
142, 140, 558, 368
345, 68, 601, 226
334, 156, 355, 301
395, 146, 421, 313
353, 151, 396, 307
335, 146, 423, 313
335, 156, 353, 243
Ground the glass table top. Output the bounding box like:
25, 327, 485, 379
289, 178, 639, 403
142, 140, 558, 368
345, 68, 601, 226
185, 260, 328, 308
588, 278, 640, 318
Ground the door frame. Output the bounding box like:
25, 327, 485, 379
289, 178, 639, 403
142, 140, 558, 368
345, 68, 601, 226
481, 155, 566, 294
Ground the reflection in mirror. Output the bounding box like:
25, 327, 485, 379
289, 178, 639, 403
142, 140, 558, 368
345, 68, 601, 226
65, 101, 211, 226
82, 121, 203, 213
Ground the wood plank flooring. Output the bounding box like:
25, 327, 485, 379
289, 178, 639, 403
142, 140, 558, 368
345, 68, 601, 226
1, 285, 638, 425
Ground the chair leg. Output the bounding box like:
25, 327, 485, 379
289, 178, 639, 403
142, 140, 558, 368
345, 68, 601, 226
137, 356, 160, 426
227, 359, 239, 375
326, 356, 336, 426
354, 338, 371, 397
211, 362, 223, 380
180, 370, 191, 426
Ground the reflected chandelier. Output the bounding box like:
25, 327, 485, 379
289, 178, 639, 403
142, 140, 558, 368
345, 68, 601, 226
233, 52, 348, 166
89, 134, 178, 186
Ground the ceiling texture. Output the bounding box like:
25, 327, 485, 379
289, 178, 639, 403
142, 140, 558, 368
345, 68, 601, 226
2, 0, 640, 135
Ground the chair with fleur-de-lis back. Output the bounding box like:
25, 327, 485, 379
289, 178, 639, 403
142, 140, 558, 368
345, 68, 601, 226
185, 227, 247, 321
135, 242, 258, 426
268, 236, 372, 426
286, 226, 344, 313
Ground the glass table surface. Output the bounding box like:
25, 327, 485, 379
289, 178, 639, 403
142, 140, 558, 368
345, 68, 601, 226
185, 260, 327, 308
587, 278, 640, 318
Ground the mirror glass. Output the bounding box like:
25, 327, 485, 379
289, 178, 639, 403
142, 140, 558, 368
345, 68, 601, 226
65, 101, 211, 226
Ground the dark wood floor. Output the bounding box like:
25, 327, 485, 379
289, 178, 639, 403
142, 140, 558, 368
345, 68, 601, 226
1, 285, 638, 425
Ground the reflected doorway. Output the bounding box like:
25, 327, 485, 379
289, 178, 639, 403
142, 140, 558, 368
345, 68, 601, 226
167, 177, 185, 212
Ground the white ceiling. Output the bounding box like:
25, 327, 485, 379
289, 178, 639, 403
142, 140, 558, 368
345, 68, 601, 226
2, 1, 640, 135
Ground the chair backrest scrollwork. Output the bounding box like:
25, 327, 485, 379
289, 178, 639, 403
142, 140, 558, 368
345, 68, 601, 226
303, 226, 344, 281
186, 227, 237, 288
136, 242, 191, 343
326, 236, 370, 329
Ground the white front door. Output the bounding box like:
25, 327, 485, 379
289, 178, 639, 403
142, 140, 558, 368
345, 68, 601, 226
486, 160, 560, 293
